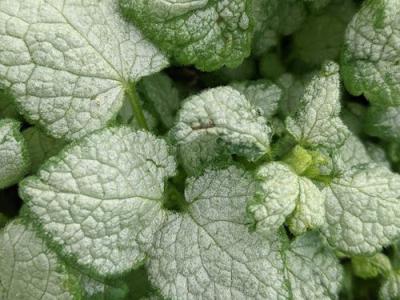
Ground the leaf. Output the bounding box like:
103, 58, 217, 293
351, 253, 392, 279
147, 167, 286, 299
304, 0, 332, 12
380, 271, 400, 300
365, 105, 400, 141
0, 89, 20, 120
230, 80, 282, 119
292, 0, 356, 66
247, 161, 325, 235
286, 62, 350, 149
284, 232, 343, 300
23, 127, 66, 173
252, 0, 306, 55
287, 176, 325, 236
202, 58, 257, 86
147, 167, 289, 299
0, 212, 8, 229
0, 219, 81, 300
247, 162, 299, 233
172, 87, 271, 161
327, 136, 390, 177
331, 134, 373, 172
137, 73, 181, 129
120, 0, 253, 71
0, 0, 168, 140
276, 73, 307, 117
124, 266, 161, 300
341, 0, 400, 106
251, 0, 279, 55
79, 274, 128, 300
178, 135, 232, 177
147, 168, 342, 299
274, 0, 307, 36
253, 0, 306, 39
322, 164, 400, 255
0, 119, 30, 189
365, 142, 391, 169
20, 127, 176, 277
259, 52, 286, 80
341, 102, 367, 136
117, 96, 158, 130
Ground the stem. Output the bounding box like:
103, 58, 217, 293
125, 83, 148, 130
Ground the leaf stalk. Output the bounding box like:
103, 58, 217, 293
125, 83, 148, 130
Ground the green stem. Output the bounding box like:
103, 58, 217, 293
125, 83, 148, 130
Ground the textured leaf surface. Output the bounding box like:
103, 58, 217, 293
0, 220, 81, 300
172, 87, 271, 161
380, 271, 400, 300
365, 142, 391, 168
0, 89, 20, 120
23, 127, 66, 173
286, 62, 349, 149
79, 274, 128, 300
178, 135, 232, 177
247, 162, 298, 233
0, 213, 8, 229
332, 134, 372, 172
147, 167, 289, 299
351, 253, 392, 279
273, 0, 306, 36
331, 135, 390, 174
120, 0, 252, 71
285, 232, 343, 300
293, 0, 356, 65
147, 168, 342, 299
276, 73, 307, 117
117, 97, 158, 130
0, 119, 30, 189
323, 164, 400, 254
341, 102, 367, 135
366, 106, 400, 141
251, 0, 279, 55
287, 176, 325, 236
20, 127, 176, 276
0, 0, 168, 140
304, 0, 332, 12
231, 80, 282, 119
252, 0, 306, 55
248, 162, 325, 235
137, 73, 181, 129
341, 0, 400, 106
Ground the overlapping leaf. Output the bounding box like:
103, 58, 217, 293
172, 87, 271, 161
0, 0, 168, 140
323, 164, 400, 254
0, 119, 30, 189
147, 167, 342, 300
0, 220, 81, 300
341, 0, 400, 106
120, 0, 253, 71
286, 62, 349, 149
20, 127, 176, 277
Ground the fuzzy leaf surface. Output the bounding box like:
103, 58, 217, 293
341, 0, 400, 106
120, 0, 253, 71
0, 0, 168, 140
148, 167, 342, 300
0, 119, 30, 189
323, 164, 400, 254
286, 62, 349, 149
172, 87, 271, 161
20, 127, 176, 277
0, 220, 81, 300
